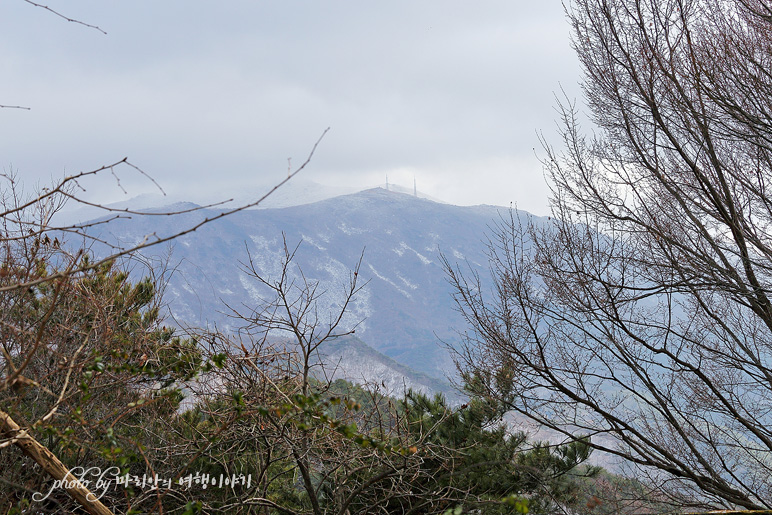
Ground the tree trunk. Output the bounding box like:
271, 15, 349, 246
0, 409, 115, 515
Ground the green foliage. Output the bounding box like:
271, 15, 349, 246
181, 500, 203, 515
501, 495, 530, 514
396, 390, 597, 514
0, 256, 215, 513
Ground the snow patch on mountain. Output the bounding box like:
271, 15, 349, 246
367, 264, 411, 299
238, 273, 263, 304
301, 234, 327, 251
318, 256, 348, 281
338, 222, 366, 235
396, 273, 418, 290
406, 244, 433, 265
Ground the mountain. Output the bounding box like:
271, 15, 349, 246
85, 187, 541, 385
314, 334, 462, 403
54, 178, 360, 226
56, 179, 439, 226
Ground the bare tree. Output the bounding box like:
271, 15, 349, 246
447, 0, 772, 510
174, 238, 422, 515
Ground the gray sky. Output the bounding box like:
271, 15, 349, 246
0, 1, 581, 216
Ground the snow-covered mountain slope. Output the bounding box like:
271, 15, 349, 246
85, 187, 542, 381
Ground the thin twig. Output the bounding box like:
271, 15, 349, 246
23, 0, 107, 34
0, 128, 331, 293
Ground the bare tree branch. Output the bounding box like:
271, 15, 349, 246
22, 0, 107, 34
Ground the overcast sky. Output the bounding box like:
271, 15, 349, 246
0, 1, 582, 216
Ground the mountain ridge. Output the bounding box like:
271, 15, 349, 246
85, 186, 541, 385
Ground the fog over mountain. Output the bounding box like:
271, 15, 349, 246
86, 187, 544, 391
